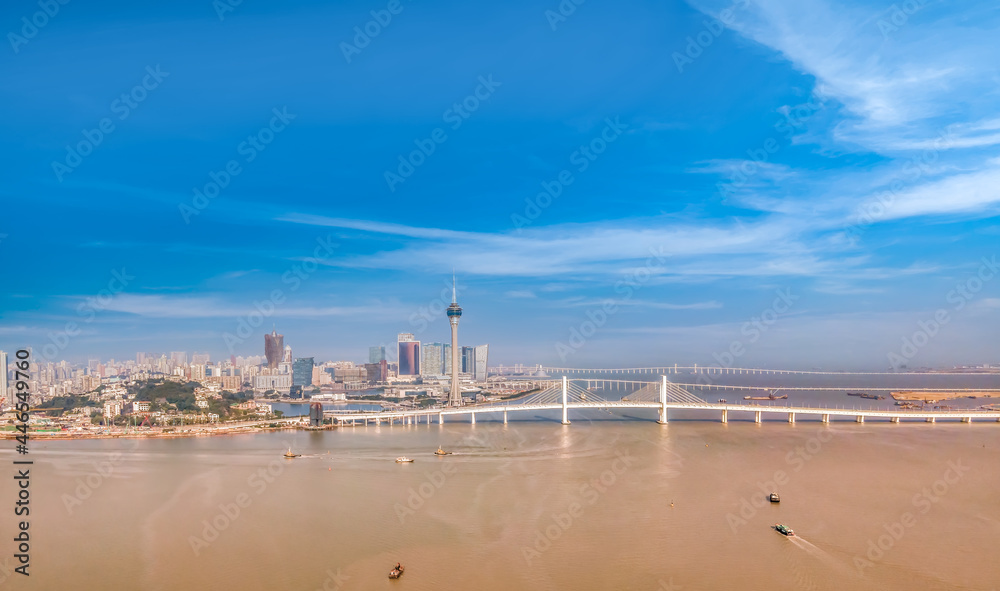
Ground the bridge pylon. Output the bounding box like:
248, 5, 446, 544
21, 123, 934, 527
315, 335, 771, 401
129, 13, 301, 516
561, 376, 571, 425
657, 375, 668, 424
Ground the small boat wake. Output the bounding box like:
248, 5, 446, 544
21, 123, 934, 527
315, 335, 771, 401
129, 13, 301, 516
788, 536, 859, 578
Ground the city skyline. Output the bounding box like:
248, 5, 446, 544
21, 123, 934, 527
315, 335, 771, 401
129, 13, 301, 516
3, 0, 999, 370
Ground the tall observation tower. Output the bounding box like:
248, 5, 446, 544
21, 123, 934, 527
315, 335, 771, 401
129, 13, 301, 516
447, 276, 463, 406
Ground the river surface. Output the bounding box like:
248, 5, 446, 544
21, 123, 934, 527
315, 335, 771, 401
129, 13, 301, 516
3, 406, 999, 590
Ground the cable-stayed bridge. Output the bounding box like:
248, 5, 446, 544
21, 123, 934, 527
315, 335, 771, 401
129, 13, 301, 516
327, 375, 1000, 427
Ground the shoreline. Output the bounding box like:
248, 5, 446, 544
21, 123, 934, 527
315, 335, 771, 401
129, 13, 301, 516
891, 391, 998, 403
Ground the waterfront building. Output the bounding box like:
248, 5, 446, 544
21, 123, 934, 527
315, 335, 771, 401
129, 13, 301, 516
264, 328, 283, 369
293, 357, 315, 387
369, 345, 386, 364
474, 344, 489, 382
422, 342, 445, 375
398, 333, 420, 376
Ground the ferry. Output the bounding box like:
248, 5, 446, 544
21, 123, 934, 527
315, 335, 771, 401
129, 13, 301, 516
395, 457, 414, 463
434, 447, 453, 456
774, 524, 794, 536
283, 449, 301, 459
389, 564, 405, 579
768, 492, 780, 503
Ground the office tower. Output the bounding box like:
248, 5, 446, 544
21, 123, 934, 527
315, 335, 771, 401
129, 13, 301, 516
293, 357, 315, 387
461, 346, 475, 373
369, 345, 386, 364
447, 277, 463, 406
0, 351, 7, 406
283, 345, 292, 364
421, 342, 445, 375
474, 344, 489, 382
443, 343, 452, 374
397, 333, 420, 376
264, 328, 284, 369
170, 351, 188, 366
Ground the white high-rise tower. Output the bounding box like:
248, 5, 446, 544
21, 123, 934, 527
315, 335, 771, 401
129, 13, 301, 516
447, 276, 463, 406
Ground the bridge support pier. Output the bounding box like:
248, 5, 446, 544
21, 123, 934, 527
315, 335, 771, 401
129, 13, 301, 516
658, 375, 668, 424
721, 409, 728, 423
962, 416, 972, 423
788, 412, 795, 424
856, 415, 864, 423
754, 411, 761, 424
821, 414, 829, 424
890, 417, 899, 423
926, 417, 935, 423
471, 412, 476, 425
561, 376, 571, 425
439, 412, 444, 424
503, 410, 508, 424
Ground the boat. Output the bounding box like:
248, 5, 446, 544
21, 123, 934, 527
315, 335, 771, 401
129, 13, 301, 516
847, 392, 884, 400
744, 390, 788, 401
768, 492, 780, 503
395, 457, 414, 463
434, 447, 453, 456
774, 524, 794, 536
283, 449, 301, 458
389, 564, 404, 579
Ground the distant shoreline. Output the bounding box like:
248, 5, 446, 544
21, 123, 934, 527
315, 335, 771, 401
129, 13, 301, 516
891, 391, 998, 403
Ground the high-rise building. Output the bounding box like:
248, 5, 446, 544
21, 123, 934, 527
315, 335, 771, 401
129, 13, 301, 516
264, 328, 283, 369
397, 333, 420, 376
474, 344, 489, 382
283, 345, 293, 364
447, 277, 463, 406
443, 343, 453, 374
461, 346, 475, 373
0, 351, 8, 406
293, 357, 315, 387
369, 346, 386, 364
192, 353, 211, 365
421, 342, 445, 375
170, 351, 188, 366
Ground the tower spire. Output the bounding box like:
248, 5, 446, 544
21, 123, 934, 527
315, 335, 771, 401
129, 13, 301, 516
452, 272, 457, 303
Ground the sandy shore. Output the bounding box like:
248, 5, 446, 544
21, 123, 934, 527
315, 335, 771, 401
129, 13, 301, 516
891, 391, 998, 402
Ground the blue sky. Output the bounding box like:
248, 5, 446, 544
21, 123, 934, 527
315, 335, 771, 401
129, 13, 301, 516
1, 0, 999, 369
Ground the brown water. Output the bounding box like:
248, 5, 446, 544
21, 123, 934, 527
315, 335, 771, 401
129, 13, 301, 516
4, 410, 999, 590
